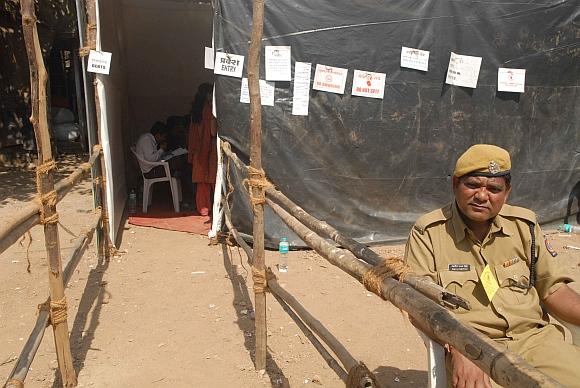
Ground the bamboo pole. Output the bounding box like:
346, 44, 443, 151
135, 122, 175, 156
0, 146, 101, 256
220, 141, 470, 310
223, 205, 351, 382
5, 211, 101, 388
247, 0, 267, 371
84, 0, 112, 262
265, 197, 561, 387
19, 0, 77, 385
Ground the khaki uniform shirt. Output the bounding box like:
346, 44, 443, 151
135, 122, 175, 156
405, 202, 572, 340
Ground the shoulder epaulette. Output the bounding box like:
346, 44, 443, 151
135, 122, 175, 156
499, 204, 537, 224
413, 204, 452, 234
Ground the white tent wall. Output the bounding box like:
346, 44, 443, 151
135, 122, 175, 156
96, 0, 129, 243
94, 0, 213, 242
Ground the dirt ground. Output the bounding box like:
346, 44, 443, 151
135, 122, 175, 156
1, 156, 580, 387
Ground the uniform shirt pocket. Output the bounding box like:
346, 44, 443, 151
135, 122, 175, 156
438, 269, 479, 295
494, 259, 530, 303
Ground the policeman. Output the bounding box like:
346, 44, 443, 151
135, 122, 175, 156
405, 144, 580, 387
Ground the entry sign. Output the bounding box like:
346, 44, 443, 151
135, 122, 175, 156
87, 50, 112, 75
351, 70, 386, 99
313, 64, 348, 94
214, 52, 244, 78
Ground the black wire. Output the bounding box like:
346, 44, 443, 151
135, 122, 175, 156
529, 223, 537, 288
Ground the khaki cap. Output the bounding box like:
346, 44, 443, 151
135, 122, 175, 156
454, 144, 511, 177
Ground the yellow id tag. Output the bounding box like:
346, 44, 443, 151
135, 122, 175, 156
480, 265, 499, 302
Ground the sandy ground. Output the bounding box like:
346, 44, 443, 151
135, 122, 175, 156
1, 156, 580, 387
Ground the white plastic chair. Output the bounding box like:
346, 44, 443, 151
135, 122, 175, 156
131, 147, 181, 213
419, 321, 580, 388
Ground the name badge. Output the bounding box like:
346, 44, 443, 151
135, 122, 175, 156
449, 264, 471, 271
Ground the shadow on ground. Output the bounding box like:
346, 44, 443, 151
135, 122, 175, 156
373, 365, 427, 387
222, 244, 289, 387
0, 154, 91, 205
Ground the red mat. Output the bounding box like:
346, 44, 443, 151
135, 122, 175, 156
128, 201, 211, 235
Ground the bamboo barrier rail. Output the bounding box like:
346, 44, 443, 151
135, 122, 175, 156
220, 143, 562, 387
221, 141, 469, 310
0, 146, 102, 256
223, 204, 376, 386
5, 211, 102, 388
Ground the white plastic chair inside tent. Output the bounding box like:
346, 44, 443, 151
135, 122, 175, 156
131, 146, 181, 213
419, 321, 580, 388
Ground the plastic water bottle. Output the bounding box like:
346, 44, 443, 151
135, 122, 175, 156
558, 224, 580, 233
128, 189, 137, 214
278, 237, 289, 273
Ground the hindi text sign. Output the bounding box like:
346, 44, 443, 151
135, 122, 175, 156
445, 52, 482, 89
313, 64, 348, 94
351, 70, 386, 99
214, 52, 244, 78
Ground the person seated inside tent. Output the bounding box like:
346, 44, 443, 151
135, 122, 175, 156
166, 115, 188, 151
404, 144, 580, 387
136, 121, 185, 180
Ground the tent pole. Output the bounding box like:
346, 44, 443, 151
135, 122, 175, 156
247, 0, 267, 372
19, 1, 77, 386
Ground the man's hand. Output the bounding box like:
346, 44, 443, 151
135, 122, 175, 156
449, 346, 492, 388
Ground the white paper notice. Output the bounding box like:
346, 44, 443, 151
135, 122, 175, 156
212, 85, 217, 118
240, 78, 275, 106
265, 46, 292, 81
445, 52, 482, 89
313, 64, 348, 94
214, 52, 244, 78
292, 62, 312, 116
87, 50, 112, 75
204, 47, 214, 70
400, 46, 430, 72
351, 70, 386, 99
498, 68, 526, 93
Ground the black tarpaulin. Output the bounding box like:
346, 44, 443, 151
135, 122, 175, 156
213, 0, 580, 248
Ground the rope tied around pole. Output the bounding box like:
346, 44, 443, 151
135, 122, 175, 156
49, 296, 68, 325
362, 257, 412, 297
346, 362, 379, 388
35, 160, 60, 225
252, 266, 267, 294
243, 166, 272, 207
6, 378, 24, 388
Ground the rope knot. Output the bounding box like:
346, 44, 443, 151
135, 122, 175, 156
252, 266, 267, 294
362, 257, 411, 297
244, 166, 272, 207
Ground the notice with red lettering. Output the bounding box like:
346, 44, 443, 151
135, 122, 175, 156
87, 50, 112, 75
351, 70, 386, 99
214, 52, 244, 78
313, 64, 348, 94
445, 52, 482, 89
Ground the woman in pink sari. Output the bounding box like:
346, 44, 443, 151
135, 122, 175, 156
188, 83, 217, 216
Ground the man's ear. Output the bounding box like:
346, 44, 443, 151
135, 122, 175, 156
452, 175, 460, 190
505, 182, 512, 201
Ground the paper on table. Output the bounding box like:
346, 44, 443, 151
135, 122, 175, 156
498, 68, 526, 93
351, 69, 386, 99
240, 78, 275, 106
313, 64, 348, 94
265, 46, 292, 81
214, 52, 244, 78
292, 62, 312, 116
400, 46, 429, 72
445, 52, 482, 89
204, 47, 214, 70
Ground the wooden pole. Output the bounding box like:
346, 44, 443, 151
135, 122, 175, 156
223, 205, 351, 382
265, 198, 562, 387
220, 142, 469, 309
5, 211, 101, 388
247, 0, 267, 371
84, 0, 112, 261
19, 1, 77, 386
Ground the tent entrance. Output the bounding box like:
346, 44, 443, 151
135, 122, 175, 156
95, 0, 214, 242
